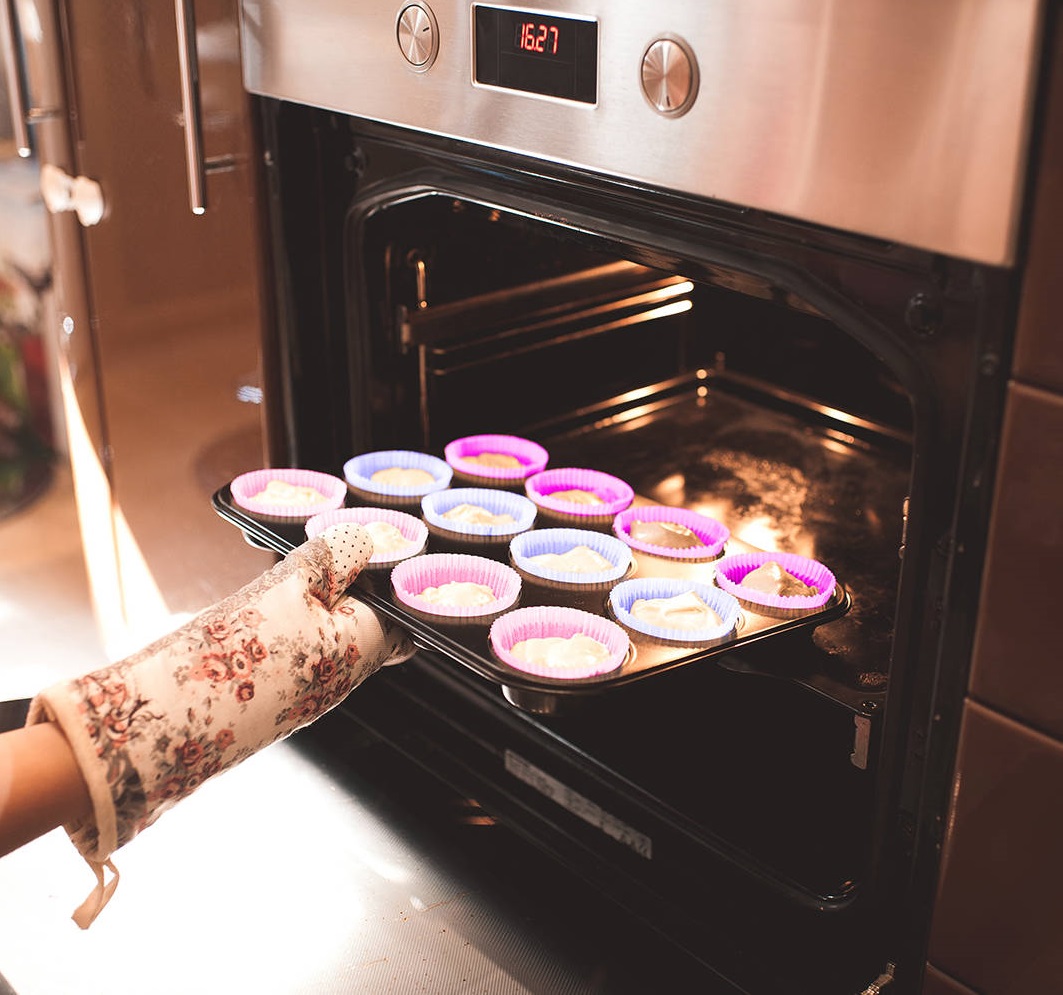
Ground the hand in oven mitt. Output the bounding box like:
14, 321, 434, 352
27, 523, 415, 928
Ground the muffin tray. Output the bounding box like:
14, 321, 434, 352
212, 485, 849, 712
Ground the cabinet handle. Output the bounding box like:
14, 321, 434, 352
174, 0, 208, 214
0, 0, 31, 156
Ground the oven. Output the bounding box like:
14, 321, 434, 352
220, 2, 1051, 992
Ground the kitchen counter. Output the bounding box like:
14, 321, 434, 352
0, 708, 722, 994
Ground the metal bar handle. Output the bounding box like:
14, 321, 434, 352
174, 0, 206, 214
0, 0, 32, 156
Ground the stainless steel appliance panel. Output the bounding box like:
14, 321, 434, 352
240, 0, 1042, 266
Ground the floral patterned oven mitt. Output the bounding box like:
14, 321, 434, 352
27, 523, 415, 928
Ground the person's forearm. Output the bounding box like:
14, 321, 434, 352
0, 722, 92, 858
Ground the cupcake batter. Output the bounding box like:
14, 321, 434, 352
362, 520, 414, 555
370, 466, 436, 488
510, 633, 611, 671
549, 489, 603, 506
629, 519, 705, 549
417, 581, 496, 607
741, 561, 818, 597
463, 452, 522, 469
441, 503, 516, 527
630, 591, 723, 631
526, 545, 613, 573
251, 479, 329, 506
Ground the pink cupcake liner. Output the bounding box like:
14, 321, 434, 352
489, 606, 630, 680
390, 553, 521, 619
714, 551, 837, 613
304, 507, 428, 567
230, 468, 347, 520
444, 434, 549, 484
612, 505, 729, 561
524, 468, 635, 523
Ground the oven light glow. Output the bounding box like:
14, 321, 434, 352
651, 473, 687, 501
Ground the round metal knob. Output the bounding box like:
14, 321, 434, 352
397, 3, 439, 72
641, 37, 698, 117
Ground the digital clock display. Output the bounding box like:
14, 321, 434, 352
474, 6, 598, 104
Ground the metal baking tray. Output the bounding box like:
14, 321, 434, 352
213, 484, 849, 712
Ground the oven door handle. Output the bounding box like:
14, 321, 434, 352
174, 0, 236, 215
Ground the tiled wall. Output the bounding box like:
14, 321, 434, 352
926, 15, 1063, 994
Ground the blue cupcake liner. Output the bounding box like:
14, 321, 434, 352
421, 487, 537, 539
509, 528, 633, 587
609, 577, 741, 645
343, 450, 452, 502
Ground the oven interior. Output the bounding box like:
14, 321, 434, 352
342, 190, 912, 891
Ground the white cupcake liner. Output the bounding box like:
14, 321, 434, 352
444, 434, 549, 484
509, 528, 633, 588
525, 468, 635, 523
343, 450, 452, 505
421, 488, 537, 540
609, 577, 741, 645
612, 505, 729, 561
230, 468, 347, 520
714, 551, 836, 614
489, 606, 629, 680
304, 507, 428, 567
390, 553, 521, 619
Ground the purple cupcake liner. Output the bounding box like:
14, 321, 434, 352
421, 487, 537, 539
489, 606, 629, 680
230, 468, 347, 520
509, 528, 633, 587
609, 577, 740, 645
304, 507, 428, 567
343, 450, 452, 504
612, 505, 729, 561
525, 468, 635, 522
390, 553, 521, 619
714, 551, 836, 612
444, 434, 549, 483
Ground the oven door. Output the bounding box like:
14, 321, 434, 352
229, 92, 1018, 993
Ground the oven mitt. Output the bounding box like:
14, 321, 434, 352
25, 523, 414, 928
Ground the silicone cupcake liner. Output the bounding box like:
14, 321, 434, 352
489, 606, 629, 680
509, 528, 633, 589
343, 450, 452, 506
444, 434, 549, 484
714, 551, 836, 614
612, 505, 730, 561
421, 488, 537, 541
524, 467, 635, 523
304, 507, 428, 567
230, 468, 347, 521
609, 577, 741, 645
390, 553, 521, 619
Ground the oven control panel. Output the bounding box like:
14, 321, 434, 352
241, 0, 1040, 266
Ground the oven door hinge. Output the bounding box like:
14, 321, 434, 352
856, 962, 896, 994
850, 713, 872, 770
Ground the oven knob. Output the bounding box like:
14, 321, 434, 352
640, 36, 698, 117
397, 3, 439, 72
